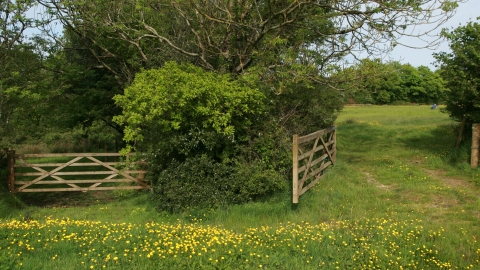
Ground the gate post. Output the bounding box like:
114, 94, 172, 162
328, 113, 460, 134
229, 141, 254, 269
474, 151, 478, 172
292, 134, 299, 204
471, 124, 480, 169
332, 127, 337, 164
6, 149, 15, 192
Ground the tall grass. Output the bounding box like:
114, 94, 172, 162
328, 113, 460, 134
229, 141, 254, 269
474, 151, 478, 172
1, 105, 480, 269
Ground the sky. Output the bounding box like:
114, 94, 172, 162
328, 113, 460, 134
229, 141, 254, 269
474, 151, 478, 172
388, 0, 480, 69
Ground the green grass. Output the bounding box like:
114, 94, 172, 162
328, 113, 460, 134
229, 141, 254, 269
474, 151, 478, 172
2, 105, 480, 269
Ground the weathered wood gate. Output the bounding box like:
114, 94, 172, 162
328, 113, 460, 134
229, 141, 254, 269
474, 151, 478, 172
292, 126, 336, 203
5, 150, 148, 193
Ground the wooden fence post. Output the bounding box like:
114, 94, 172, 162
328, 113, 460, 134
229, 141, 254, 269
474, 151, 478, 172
471, 124, 480, 169
332, 128, 337, 163
6, 149, 15, 192
292, 134, 299, 204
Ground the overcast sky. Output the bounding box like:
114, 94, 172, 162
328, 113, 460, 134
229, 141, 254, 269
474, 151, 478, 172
388, 0, 480, 69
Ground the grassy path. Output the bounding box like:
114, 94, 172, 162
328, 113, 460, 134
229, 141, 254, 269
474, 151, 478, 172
337, 106, 480, 224
334, 106, 480, 267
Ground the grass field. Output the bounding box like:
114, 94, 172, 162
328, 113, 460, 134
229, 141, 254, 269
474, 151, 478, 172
1, 105, 480, 269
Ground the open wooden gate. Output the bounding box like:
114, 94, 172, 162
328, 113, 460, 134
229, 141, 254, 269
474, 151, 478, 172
5, 150, 148, 193
292, 126, 336, 203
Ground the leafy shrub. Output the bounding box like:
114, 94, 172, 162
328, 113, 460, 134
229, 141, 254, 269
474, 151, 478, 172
115, 62, 341, 211
376, 90, 391, 104
150, 155, 286, 213
269, 81, 343, 137
113, 62, 265, 162
232, 160, 287, 201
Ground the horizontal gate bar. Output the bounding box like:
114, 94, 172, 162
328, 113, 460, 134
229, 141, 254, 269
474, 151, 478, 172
297, 126, 337, 144
16, 186, 148, 192
15, 162, 125, 167
14, 179, 137, 184
15, 153, 133, 158
15, 171, 117, 176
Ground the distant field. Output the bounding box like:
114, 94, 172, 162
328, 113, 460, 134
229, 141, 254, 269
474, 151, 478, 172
2, 105, 480, 269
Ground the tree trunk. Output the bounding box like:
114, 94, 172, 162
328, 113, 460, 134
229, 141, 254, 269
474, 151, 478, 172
456, 116, 467, 149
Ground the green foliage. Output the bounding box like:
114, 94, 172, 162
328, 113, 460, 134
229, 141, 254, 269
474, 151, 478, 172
44, 0, 460, 92
113, 61, 345, 211
434, 20, 480, 126
1, 4, 125, 148
270, 81, 344, 136
45, 29, 125, 133
0, 0, 59, 147
377, 90, 392, 104
114, 62, 265, 161
114, 62, 293, 211
0, 43, 51, 145
150, 155, 286, 213
342, 59, 447, 105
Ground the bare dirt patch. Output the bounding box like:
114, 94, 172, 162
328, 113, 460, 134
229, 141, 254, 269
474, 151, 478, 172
364, 172, 394, 189
430, 194, 461, 209
422, 168, 480, 209
425, 169, 475, 190
412, 157, 472, 191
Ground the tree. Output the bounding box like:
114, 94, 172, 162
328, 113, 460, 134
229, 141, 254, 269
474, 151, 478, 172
342, 60, 447, 104
44, 29, 126, 134
34, 0, 462, 148
416, 66, 446, 103
41, 0, 463, 87
434, 21, 480, 128
0, 0, 56, 145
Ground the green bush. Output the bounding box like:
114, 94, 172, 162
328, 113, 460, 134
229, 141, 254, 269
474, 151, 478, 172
113, 61, 265, 163
115, 62, 341, 212
268, 81, 343, 137
150, 155, 286, 213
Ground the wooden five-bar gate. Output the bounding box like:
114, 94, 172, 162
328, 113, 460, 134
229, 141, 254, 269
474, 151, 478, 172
292, 126, 336, 203
5, 150, 148, 193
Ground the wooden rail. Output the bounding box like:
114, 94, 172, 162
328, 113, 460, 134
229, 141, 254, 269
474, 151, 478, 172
5, 151, 149, 193
292, 126, 336, 204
